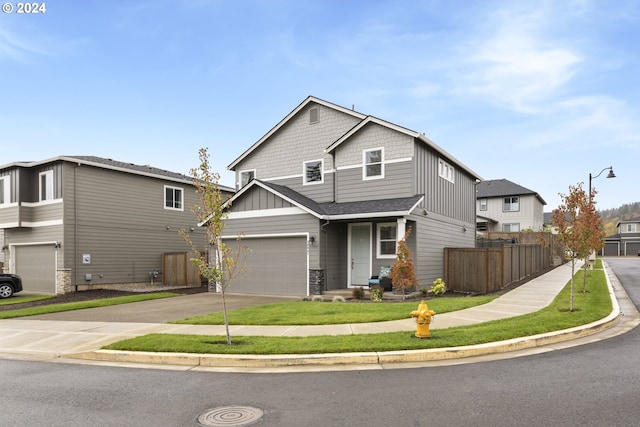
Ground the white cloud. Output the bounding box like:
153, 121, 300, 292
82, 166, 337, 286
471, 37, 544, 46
455, 6, 582, 113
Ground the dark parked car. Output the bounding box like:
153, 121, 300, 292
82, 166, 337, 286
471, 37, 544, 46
0, 273, 23, 298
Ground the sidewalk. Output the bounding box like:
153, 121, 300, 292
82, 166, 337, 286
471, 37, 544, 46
0, 261, 631, 369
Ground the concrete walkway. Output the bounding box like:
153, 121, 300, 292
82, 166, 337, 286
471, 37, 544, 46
0, 261, 635, 369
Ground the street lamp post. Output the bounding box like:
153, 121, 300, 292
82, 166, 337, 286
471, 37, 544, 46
587, 166, 615, 260
588, 166, 616, 203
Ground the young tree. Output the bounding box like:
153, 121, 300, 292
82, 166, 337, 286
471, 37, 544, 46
580, 187, 606, 293
181, 148, 247, 345
552, 182, 604, 311
388, 227, 418, 301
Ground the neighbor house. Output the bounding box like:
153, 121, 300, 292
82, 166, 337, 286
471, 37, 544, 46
219, 96, 482, 296
0, 156, 233, 295
603, 216, 640, 256
476, 179, 546, 234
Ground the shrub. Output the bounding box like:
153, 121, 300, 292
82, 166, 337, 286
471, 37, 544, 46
352, 286, 365, 300
430, 278, 446, 296
370, 285, 384, 302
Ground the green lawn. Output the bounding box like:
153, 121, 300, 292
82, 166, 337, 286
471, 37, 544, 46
105, 268, 612, 355
171, 295, 496, 325
0, 293, 182, 319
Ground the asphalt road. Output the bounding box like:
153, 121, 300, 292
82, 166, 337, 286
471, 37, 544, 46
1, 258, 639, 427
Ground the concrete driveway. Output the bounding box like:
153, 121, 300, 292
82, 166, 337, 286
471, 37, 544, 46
22, 292, 299, 323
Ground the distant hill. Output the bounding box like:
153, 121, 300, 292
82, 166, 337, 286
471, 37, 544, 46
598, 202, 640, 236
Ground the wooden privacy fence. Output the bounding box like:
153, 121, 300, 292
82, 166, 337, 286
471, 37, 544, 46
162, 252, 202, 287
444, 244, 553, 294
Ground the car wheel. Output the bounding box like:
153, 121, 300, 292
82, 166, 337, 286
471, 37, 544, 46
0, 283, 14, 299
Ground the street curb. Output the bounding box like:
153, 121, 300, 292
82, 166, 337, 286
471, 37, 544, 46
64, 264, 626, 368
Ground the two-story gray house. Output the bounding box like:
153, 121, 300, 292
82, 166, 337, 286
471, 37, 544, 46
476, 179, 546, 234
221, 96, 482, 296
603, 216, 640, 256
0, 156, 232, 295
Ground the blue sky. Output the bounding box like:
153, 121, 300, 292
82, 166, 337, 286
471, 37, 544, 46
1, 0, 638, 211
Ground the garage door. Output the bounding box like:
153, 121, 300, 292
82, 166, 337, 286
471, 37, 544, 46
625, 242, 640, 256
15, 245, 56, 294
603, 242, 619, 256
223, 236, 307, 296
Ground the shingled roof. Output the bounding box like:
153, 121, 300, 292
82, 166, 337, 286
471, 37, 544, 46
476, 179, 546, 205
233, 180, 424, 219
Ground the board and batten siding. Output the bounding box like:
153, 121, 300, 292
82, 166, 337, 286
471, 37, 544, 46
234, 102, 361, 189
61, 163, 203, 286
411, 212, 476, 286
414, 142, 477, 224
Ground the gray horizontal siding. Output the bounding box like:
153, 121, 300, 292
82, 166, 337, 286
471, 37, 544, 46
62, 163, 204, 285
335, 161, 414, 202
266, 173, 335, 203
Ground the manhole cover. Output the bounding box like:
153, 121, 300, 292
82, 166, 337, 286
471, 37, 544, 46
197, 406, 264, 426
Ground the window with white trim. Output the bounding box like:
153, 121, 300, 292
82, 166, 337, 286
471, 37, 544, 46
303, 159, 323, 184
39, 170, 53, 201
239, 170, 255, 188
502, 223, 520, 232
0, 176, 9, 205
503, 196, 519, 212
363, 148, 384, 179
377, 223, 397, 258
438, 159, 455, 183
479, 198, 487, 211
626, 224, 637, 233
164, 185, 183, 210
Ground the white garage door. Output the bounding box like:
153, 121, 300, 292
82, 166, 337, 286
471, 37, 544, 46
223, 236, 307, 296
15, 245, 56, 294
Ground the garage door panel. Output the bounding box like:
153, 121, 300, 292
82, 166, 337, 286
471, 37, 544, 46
15, 245, 56, 294
225, 237, 307, 296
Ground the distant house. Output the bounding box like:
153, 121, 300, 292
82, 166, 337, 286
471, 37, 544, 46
0, 156, 233, 294
603, 216, 640, 256
476, 179, 546, 234
221, 96, 482, 296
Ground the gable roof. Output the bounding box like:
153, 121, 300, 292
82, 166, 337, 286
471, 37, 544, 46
476, 179, 546, 205
227, 96, 366, 170
616, 216, 640, 227
226, 95, 482, 180
326, 115, 481, 180
225, 180, 424, 220
0, 155, 235, 192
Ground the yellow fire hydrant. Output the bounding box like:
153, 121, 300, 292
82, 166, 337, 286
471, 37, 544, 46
411, 300, 436, 338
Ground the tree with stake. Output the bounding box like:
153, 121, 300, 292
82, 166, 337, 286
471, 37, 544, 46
181, 148, 247, 345
388, 227, 418, 301
580, 186, 606, 293
552, 183, 593, 311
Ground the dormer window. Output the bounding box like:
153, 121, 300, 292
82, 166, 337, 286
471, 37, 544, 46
363, 148, 384, 180
304, 159, 323, 185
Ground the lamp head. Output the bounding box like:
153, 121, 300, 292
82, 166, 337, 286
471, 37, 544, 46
606, 169, 616, 179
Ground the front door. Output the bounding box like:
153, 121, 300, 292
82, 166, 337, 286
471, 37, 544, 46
349, 223, 371, 286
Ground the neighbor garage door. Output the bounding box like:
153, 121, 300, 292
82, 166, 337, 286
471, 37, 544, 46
14, 245, 56, 294
223, 236, 307, 296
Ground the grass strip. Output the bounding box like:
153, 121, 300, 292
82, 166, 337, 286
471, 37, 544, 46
171, 295, 496, 325
0, 295, 56, 306
105, 269, 611, 354
0, 293, 182, 319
